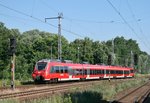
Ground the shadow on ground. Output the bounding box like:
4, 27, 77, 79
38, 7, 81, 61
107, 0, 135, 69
64, 91, 109, 103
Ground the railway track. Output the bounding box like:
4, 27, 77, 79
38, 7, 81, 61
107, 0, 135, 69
0, 80, 85, 93
0, 78, 134, 93
114, 80, 150, 103
0, 80, 98, 101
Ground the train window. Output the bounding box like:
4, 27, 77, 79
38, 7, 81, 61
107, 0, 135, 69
68, 67, 73, 75
90, 70, 92, 75
64, 66, 68, 73
55, 66, 59, 73
130, 70, 134, 73
73, 69, 78, 75
110, 70, 114, 74
124, 71, 129, 74
79, 69, 82, 75
60, 66, 64, 73
92, 70, 93, 75
50, 66, 54, 73
96, 70, 98, 74
97, 70, 99, 74
112, 70, 116, 74
99, 70, 102, 74
94, 70, 96, 75
96, 70, 99, 75
76, 69, 80, 75
116, 70, 123, 74
84, 70, 87, 75
120, 71, 123, 74
96, 70, 98, 75
101, 70, 103, 74
91, 70, 93, 75
93, 70, 95, 75
106, 70, 109, 74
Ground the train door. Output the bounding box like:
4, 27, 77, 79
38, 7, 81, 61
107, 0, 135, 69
104, 69, 106, 78
87, 66, 90, 78
82, 65, 84, 78
128, 70, 131, 77
68, 67, 73, 80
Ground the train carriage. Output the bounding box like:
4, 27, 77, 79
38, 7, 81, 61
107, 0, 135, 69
32, 59, 134, 83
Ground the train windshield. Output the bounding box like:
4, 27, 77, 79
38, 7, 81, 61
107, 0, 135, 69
36, 62, 47, 71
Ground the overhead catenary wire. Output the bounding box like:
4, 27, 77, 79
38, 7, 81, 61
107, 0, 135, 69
0, 1, 84, 38
31, 0, 36, 17
106, 0, 150, 50
64, 17, 122, 24
0, 12, 35, 27
126, 0, 150, 45
39, 0, 58, 13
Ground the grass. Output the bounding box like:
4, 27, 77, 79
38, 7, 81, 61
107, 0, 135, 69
0, 79, 22, 88
0, 99, 18, 103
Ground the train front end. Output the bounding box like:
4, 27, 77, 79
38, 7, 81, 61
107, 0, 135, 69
32, 60, 48, 82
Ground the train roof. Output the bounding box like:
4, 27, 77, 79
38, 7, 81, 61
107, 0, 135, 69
37, 59, 133, 71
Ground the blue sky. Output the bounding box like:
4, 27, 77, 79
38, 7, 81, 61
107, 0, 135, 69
0, 0, 150, 54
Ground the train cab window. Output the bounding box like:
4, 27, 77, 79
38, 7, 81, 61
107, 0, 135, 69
36, 62, 47, 71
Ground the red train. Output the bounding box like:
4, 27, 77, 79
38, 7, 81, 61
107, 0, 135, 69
32, 59, 134, 82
